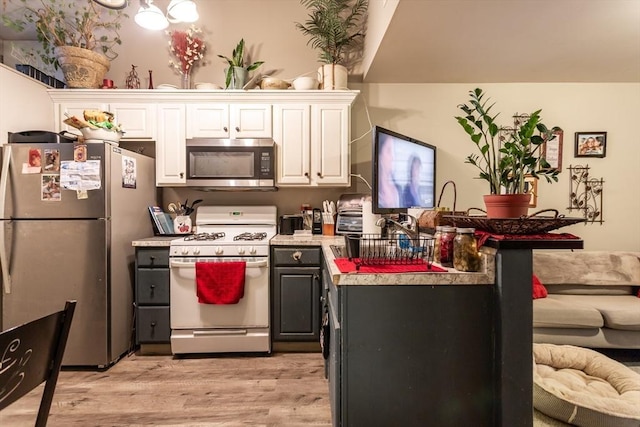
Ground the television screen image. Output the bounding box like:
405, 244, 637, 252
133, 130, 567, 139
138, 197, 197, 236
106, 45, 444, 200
372, 126, 436, 214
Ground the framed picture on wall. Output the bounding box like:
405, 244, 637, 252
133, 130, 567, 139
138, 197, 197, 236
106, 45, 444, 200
575, 132, 607, 158
542, 130, 563, 171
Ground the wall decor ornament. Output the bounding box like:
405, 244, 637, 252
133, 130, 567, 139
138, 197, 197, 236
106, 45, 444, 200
126, 64, 141, 89
567, 164, 604, 224
575, 132, 606, 158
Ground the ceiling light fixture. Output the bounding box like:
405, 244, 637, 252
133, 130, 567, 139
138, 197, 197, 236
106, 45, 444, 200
134, 0, 199, 31
167, 0, 199, 23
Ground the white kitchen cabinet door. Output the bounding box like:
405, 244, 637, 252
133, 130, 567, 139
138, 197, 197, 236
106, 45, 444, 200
273, 104, 311, 185
311, 104, 350, 186
230, 104, 272, 138
57, 102, 109, 135
110, 103, 157, 139
156, 104, 186, 186
186, 104, 230, 138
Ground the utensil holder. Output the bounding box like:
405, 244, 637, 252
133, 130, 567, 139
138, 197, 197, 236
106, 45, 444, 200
173, 215, 192, 234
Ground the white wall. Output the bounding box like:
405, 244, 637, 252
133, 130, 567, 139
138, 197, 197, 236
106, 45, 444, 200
349, 82, 640, 251
0, 63, 54, 143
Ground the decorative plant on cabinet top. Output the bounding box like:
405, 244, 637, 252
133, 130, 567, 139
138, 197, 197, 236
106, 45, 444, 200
295, 0, 368, 90
1, 0, 125, 88
217, 38, 264, 89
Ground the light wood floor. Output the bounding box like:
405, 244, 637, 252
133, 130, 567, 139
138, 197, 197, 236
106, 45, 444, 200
0, 352, 331, 427
3, 349, 638, 426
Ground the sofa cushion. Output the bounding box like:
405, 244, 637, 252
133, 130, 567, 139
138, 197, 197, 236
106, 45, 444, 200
533, 343, 640, 427
550, 295, 640, 331
533, 252, 640, 286
546, 284, 634, 295
534, 297, 603, 328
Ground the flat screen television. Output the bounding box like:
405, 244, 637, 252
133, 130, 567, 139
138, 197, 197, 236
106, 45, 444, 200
372, 126, 436, 214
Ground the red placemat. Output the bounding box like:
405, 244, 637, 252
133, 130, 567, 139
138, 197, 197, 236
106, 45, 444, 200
334, 258, 447, 273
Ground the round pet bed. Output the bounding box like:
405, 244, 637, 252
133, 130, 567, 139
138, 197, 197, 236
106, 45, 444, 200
533, 343, 640, 427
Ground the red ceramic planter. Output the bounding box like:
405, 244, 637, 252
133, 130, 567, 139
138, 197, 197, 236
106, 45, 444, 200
483, 194, 531, 218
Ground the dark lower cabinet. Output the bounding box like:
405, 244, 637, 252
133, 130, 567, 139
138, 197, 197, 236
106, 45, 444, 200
271, 247, 322, 342
135, 247, 171, 344
323, 260, 495, 427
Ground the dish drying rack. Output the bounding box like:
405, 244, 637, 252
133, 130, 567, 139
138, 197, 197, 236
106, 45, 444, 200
346, 233, 434, 267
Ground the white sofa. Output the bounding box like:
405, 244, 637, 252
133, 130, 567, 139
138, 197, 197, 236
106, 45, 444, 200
532, 251, 640, 349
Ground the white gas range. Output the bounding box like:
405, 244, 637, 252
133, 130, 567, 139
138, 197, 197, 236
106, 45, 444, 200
169, 206, 277, 354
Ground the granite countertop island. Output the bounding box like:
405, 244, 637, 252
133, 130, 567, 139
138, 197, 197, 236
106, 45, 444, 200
272, 233, 495, 286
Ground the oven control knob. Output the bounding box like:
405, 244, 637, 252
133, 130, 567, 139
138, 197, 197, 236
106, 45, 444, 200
193, 248, 200, 255
215, 247, 223, 255
248, 246, 257, 255
181, 248, 189, 255
237, 247, 246, 255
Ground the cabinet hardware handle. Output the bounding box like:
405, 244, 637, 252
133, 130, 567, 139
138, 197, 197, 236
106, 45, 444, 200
150, 322, 156, 327
179, 172, 184, 178
292, 251, 302, 261
235, 126, 240, 132
317, 172, 323, 178
304, 172, 309, 177
224, 126, 228, 132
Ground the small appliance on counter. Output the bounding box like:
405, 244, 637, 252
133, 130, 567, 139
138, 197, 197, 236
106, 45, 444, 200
312, 208, 323, 235
335, 193, 382, 235
279, 214, 304, 235
335, 193, 365, 235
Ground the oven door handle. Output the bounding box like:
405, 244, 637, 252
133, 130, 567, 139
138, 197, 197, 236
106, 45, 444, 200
170, 259, 268, 269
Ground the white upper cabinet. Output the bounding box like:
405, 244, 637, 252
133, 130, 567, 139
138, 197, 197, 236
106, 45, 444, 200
187, 103, 271, 139
311, 103, 350, 186
273, 104, 311, 185
56, 102, 108, 135
56, 102, 156, 139
155, 104, 186, 186
274, 103, 350, 187
231, 104, 272, 138
186, 104, 229, 138
110, 103, 157, 139
48, 90, 358, 188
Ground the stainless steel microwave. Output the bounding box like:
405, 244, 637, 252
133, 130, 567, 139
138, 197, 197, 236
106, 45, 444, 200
185, 138, 275, 190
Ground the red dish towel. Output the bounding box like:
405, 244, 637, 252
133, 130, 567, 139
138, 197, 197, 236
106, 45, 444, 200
196, 261, 246, 304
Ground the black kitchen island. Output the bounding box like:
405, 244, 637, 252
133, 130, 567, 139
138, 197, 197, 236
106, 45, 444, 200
323, 235, 582, 427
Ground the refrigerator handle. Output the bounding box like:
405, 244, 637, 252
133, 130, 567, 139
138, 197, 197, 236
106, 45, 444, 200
0, 145, 11, 293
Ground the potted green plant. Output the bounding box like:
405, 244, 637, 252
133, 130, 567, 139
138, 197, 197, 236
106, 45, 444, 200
455, 88, 561, 218
2, 0, 124, 88
217, 39, 264, 89
295, 0, 368, 90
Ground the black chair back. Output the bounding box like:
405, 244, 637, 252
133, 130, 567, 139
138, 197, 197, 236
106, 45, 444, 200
0, 300, 76, 426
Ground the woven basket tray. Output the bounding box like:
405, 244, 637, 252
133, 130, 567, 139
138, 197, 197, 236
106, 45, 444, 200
443, 209, 585, 234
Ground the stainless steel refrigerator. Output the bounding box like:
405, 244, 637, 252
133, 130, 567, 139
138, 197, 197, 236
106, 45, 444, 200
0, 141, 156, 367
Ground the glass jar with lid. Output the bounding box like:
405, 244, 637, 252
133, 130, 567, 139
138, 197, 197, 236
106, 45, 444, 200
439, 226, 456, 267
432, 226, 444, 264
453, 227, 482, 272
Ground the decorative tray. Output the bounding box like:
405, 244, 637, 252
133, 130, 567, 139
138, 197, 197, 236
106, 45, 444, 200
443, 209, 585, 235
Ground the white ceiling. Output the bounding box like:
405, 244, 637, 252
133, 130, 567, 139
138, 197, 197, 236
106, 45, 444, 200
2, 0, 639, 84
362, 0, 640, 83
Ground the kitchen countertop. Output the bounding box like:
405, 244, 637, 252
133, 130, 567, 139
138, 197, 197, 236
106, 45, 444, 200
132, 234, 495, 286
131, 236, 179, 247
273, 233, 495, 286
